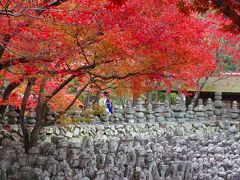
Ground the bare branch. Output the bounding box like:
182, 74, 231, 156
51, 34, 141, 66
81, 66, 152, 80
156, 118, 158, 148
0, 80, 22, 116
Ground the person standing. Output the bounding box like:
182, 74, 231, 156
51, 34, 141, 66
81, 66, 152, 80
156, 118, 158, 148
99, 91, 112, 115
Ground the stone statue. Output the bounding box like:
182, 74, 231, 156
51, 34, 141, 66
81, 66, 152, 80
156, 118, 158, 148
46, 109, 55, 122
136, 146, 146, 167
163, 100, 174, 121
124, 101, 135, 123
110, 106, 122, 123
214, 92, 224, 120
134, 99, 146, 123
68, 142, 81, 168
221, 108, 229, 121
194, 99, 206, 121
185, 104, 195, 121
115, 146, 127, 167
6, 106, 19, 124
26, 108, 36, 124
154, 101, 165, 122
44, 156, 58, 176
230, 101, 239, 121
104, 152, 115, 169
205, 98, 216, 121
172, 96, 185, 122
145, 104, 155, 122
133, 167, 147, 180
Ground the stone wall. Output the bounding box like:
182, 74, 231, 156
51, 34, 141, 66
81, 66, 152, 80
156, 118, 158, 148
42, 121, 226, 143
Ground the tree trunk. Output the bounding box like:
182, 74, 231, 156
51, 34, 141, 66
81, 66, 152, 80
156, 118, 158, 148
190, 77, 209, 107
29, 124, 41, 149
132, 93, 138, 106
92, 93, 100, 105
84, 91, 91, 109
177, 87, 185, 107
146, 92, 152, 104
19, 77, 36, 153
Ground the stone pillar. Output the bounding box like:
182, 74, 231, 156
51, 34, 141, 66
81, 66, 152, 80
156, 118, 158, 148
214, 92, 224, 120
154, 101, 165, 122
28, 146, 40, 166
46, 109, 55, 122
115, 144, 127, 168
57, 160, 73, 179
134, 99, 146, 123
205, 98, 216, 121
133, 167, 146, 180
81, 136, 94, 151
26, 108, 36, 124
228, 125, 238, 140
222, 118, 230, 130
230, 101, 239, 121
120, 135, 134, 148
171, 96, 185, 122
194, 99, 206, 121
68, 142, 81, 168
56, 139, 69, 161
19, 166, 34, 180
127, 145, 137, 162
110, 106, 122, 123
6, 106, 19, 124
95, 170, 106, 180
124, 101, 135, 123
221, 108, 229, 121
145, 104, 155, 122
163, 100, 174, 121
44, 156, 58, 177
18, 152, 28, 168
85, 150, 97, 179
136, 146, 146, 168
94, 141, 107, 170
185, 104, 195, 121
105, 152, 115, 171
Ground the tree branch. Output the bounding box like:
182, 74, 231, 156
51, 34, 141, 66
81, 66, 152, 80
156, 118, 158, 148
212, 0, 240, 28
87, 70, 141, 80
44, 60, 113, 104
0, 80, 22, 116
57, 81, 90, 117
0, 57, 28, 71
0, 34, 10, 60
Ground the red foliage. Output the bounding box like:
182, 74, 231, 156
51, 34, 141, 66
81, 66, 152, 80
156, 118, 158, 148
0, 0, 239, 107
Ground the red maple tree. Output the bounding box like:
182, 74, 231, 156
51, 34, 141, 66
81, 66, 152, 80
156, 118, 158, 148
0, 0, 239, 152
